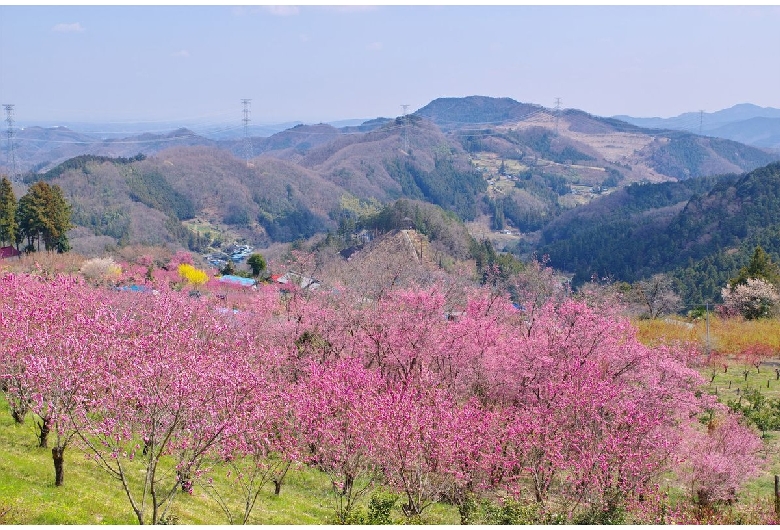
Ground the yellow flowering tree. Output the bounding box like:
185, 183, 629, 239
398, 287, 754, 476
178, 263, 209, 288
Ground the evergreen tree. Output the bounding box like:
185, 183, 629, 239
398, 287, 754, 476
246, 253, 267, 277
729, 246, 780, 289
17, 188, 46, 251
0, 176, 18, 247
17, 182, 73, 252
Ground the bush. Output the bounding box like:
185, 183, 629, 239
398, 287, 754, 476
338, 491, 398, 525
366, 491, 397, 524
80, 257, 122, 285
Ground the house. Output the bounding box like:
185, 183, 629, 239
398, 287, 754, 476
218, 275, 256, 288
275, 272, 320, 291
0, 246, 21, 260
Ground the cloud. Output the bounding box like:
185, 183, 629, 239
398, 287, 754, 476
52, 22, 85, 33
263, 6, 300, 16
171, 50, 190, 58
367, 42, 383, 51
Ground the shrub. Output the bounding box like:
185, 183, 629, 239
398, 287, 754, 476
79, 257, 122, 284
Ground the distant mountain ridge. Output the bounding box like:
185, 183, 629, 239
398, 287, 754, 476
613, 103, 780, 149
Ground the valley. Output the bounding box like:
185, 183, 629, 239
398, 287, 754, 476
2, 96, 780, 307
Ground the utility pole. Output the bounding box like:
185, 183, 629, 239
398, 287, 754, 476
3, 104, 18, 181
699, 109, 704, 136
241, 99, 253, 167
554, 97, 562, 135
401, 104, 410, 154
706, 302, 711, 355
775, 475, 780, 516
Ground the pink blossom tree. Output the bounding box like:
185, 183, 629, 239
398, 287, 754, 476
73, 290, 258, 524
294, 357, 383, 523
0, 273, 38, 424
371, 380, 453, 519
460, 296, 709, 519
204, 374, 301, 524
0, 274, 117, 486
677, 413, 763, 510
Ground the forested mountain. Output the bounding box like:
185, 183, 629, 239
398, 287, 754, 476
8, 96, 780, 302
538, 162, 780, 305
415, 96, 545, 130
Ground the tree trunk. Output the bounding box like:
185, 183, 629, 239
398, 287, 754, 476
37, 417, 50, 448
52, 446, 65, 487
11, 406, 27, 424
272, 460, 292, 496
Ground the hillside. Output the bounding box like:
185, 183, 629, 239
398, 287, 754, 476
28, 130, 486, 255
707, 117, 780, 149
8, 96, 780, 280
412, 97, 778, 241
537, 162, 780, 305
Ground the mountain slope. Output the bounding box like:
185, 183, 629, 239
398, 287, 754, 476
538, 162, 780, 304
706, 117, 780, 149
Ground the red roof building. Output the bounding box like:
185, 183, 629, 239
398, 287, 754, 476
0, 246, 21, 260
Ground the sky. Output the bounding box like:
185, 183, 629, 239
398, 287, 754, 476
1, 5, 779, 129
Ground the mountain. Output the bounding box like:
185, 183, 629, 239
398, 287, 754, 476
10, 96, 780, 281
8, 127, 217, 174
537, 162, 780, 305
410, 97, 778, 234
30, 117, 486, 253
415, 96, 545, 131
706, 117, 780, 149
613, 103, 780, 149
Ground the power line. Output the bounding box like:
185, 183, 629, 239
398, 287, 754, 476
401, 104, 410, 154
3, 104, 18, 181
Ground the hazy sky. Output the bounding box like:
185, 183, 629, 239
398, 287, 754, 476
1, 5, 779, 127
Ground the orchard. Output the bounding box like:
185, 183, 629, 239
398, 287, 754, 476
0, 259, 773, 524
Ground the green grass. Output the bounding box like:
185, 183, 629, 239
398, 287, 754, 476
700, 361, 780, 511
0, 397, 458, 524
706, 362, 780, 401
7, 363, 780, 525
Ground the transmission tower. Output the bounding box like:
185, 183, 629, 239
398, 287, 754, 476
401, 104, 410, 154
554, 97, 562, 135
241, 99, 253, 167
699, 109, 704, 136
3, 104, 18, 181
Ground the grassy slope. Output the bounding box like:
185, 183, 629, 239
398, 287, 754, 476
0, 397, 458, 525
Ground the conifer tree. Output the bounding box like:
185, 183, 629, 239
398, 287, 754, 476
17, 181, 72, 252
0, 176, 17, 247
729, 246, 780, 289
